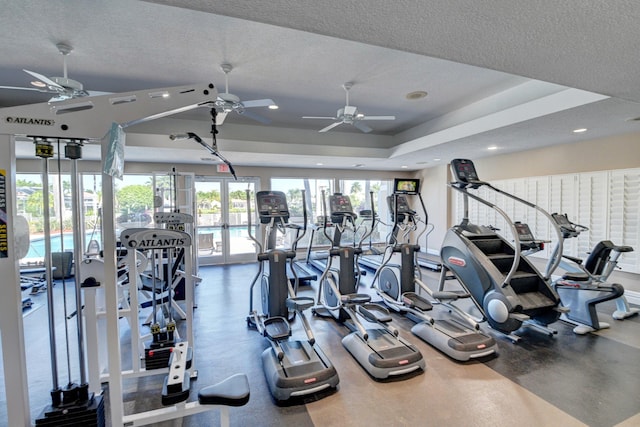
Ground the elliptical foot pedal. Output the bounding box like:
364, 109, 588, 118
358, 303, 392, 323
286, 296, 315, 311
198, 374, 250, 407
341, 293, 371, 304
263, 316, 291, 340
402, 292, 432, 311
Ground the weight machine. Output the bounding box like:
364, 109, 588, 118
0, 83, 248, 427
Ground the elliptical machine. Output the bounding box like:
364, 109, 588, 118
246, 189, 339, 402
313, 191, 425, 379
441, 159, 565, 342
372, 179, 498, 361
545, 213, 627, 334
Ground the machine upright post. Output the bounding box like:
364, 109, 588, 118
0, 134, 31, 426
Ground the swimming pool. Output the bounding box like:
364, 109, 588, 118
25, 232, 102, 259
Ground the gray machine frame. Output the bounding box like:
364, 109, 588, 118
312, 191, 425, 379
246, 189, 339, 402
543, 213, 629, 334
372, 185, 498, 361
440, 159, 565, 342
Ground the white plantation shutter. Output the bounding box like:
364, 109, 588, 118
609, 170, 640, 272
450, 168, 639, 273
577, 172, 608, 257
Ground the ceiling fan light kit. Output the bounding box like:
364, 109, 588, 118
213, 62, 277, 125
0, 42, 98, 101
302, 81, 396, 133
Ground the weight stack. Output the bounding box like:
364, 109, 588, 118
35, 394, 105, 427
145, 342, 174, 370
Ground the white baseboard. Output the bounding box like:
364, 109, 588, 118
624, 290, 640, 306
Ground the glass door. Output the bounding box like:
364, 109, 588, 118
195, 177, 258, 265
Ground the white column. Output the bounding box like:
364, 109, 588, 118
100, 137, 124, 426
0, 134, 31, 426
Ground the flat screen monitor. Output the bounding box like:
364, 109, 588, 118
394, 178, 420, 195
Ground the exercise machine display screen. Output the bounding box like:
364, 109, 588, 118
256, 190, 289, 222
387, 195, 413, 214
552, 213, 573, 228
514, 222, 534, 242
450, 158, 480, 183
393, 178, 420, 194
329, 194, 354, 214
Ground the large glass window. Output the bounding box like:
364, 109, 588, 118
114, 174, 155, 234
340, 179, 393, 246
270, 178, 334, 250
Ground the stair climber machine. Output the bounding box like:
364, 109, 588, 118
372, 180, 498, 361
312, 191, 425, 379
543, 213, 630, 334
441, 159, 566, 342
246, 190, 339, 403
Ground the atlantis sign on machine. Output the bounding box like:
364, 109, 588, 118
5, 116, 55, 126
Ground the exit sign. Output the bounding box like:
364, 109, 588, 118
217, 163, 230, 173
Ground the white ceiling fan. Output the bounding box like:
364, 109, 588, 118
303, 82, 396, 133
213, 63, 277, 125
0, 42, 105, 101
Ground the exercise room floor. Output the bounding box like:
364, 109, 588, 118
6, 263, 640, 426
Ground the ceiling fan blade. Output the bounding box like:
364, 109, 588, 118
215, 111, 229, 125
238, 109, 272, 124
241, 98, 275, 108
0, 85, 43, 92
353, 121, 373, 133
319, 122, 343, 133
302, 116, 337, 120
86, 90, 111, 96
343, 105, 358, 116
360, 115, 396, 121
23, 69, 65, 92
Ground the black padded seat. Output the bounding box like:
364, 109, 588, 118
562, 272, 590, 281
198, 374, 250, 407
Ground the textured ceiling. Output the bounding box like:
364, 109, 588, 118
2, 0, 640, 170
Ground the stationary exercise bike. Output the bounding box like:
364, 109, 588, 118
246, 189, 339, 402
313, 191, 425, 379
544, 213, 627, 334
548, 214, 637, 321
372, 179, 497, 361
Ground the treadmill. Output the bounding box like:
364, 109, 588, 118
246, 190, 339, 402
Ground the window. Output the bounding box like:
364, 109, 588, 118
340, 179, 392, 246
270, 178, 334, 249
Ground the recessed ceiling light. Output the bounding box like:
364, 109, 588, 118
31, 80, 46, 88
433, 158, 441, 161
268, 104, 279, 110
572, 128, 587, 133
401, 165, 408, 169
406, 91, 428, 100
487, 146, 498, 150
316, 162, 323, 166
